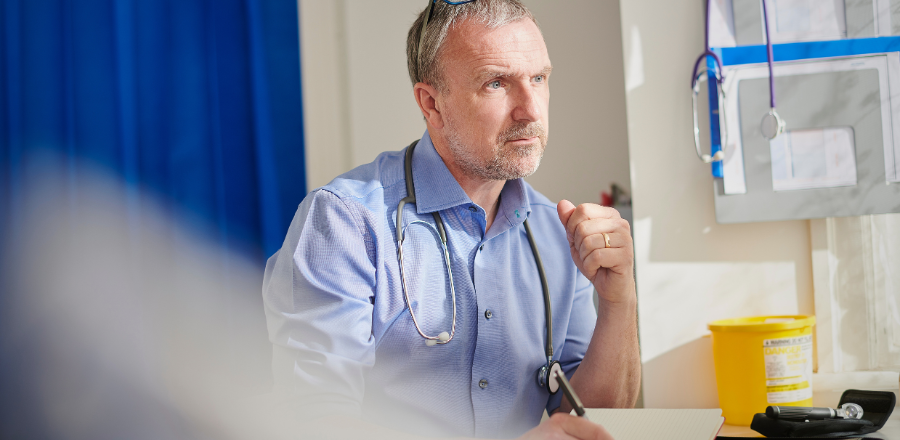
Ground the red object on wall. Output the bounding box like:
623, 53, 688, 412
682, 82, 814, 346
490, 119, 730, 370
601, 192, 613, 207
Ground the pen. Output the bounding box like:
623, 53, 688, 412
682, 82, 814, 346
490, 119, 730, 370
553, 370, 588, 419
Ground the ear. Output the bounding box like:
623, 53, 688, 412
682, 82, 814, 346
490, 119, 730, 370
413, 82, 445, 129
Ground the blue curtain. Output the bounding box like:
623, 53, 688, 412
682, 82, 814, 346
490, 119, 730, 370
0, 0, 306, 262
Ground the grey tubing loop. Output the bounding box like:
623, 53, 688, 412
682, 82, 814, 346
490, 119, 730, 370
397, 140, 551, 361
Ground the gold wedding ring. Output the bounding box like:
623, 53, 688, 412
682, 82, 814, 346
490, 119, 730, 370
602, 232, 611, 249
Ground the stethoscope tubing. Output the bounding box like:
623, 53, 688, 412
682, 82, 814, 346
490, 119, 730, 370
523, 216, 553, 363
397, 143, 456, 345
397, 141, 554, 365
690, 0, 728, 164
691, 56, 728, 164
761, 0, 776, 109
691, 0, 784, 163
398, 219, 457, 344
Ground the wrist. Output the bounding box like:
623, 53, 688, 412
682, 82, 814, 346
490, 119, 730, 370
594, 279, 636, 306
597, 293, 636, 316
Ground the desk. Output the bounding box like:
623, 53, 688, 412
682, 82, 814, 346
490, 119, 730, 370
718, 411, 900, 438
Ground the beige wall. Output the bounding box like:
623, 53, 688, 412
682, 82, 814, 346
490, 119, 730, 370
299, 0, 631, 207
619, 0, 815, 408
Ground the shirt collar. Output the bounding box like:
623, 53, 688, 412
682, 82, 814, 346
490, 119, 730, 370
410, 131, 472, 214
496, 176, 531, 231
410, 131, 533, 230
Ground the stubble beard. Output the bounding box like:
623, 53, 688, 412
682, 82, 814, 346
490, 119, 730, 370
444, 113, 548, 182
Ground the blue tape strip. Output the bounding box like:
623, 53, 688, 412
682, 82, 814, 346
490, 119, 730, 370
706, 56, 724, 178
718, 36, 900, 66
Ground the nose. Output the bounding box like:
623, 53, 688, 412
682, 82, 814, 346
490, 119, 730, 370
511, 84, 542, 123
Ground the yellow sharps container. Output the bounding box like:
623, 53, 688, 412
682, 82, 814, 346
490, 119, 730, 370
708, 315, 816, 426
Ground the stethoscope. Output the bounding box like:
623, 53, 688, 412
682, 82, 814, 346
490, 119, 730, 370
691, 0, 784, 164
396, 141, 563, 395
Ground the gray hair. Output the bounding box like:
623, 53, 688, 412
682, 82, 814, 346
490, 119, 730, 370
406, 0, 539, 92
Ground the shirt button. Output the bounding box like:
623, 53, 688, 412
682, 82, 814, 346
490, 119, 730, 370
479, 379, 488, 389
479, 244, 484, 251
484, 309, 493, 319
468, 206, 477, 212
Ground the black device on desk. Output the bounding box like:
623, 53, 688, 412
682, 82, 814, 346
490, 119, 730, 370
766, 403, 864, 422
747, 390, 894, 438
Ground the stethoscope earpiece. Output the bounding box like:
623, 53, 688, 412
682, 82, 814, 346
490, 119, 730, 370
700, 150, 725, 164
425, 331, 450, 346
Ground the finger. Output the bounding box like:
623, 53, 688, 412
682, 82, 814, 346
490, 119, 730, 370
557, 200, 577, 240
552, 413, 615, 440
568, 243, 585, 275
565, 204, 621, 239
572, 218, 630, 251
577, 233, 620, 256
582, 247, 633, 276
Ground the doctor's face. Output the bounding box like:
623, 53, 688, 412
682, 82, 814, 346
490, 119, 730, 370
436, 18, 551, 181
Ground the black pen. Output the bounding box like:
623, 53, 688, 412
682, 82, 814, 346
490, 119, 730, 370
553, 370, 589, 419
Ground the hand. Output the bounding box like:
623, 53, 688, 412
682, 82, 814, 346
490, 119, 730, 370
518, 413, 613, 440
557, 200, 635, 305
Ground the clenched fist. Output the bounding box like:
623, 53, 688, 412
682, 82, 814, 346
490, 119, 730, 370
557, 200, 635, 305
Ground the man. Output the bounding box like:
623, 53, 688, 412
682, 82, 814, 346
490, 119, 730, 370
262, 1, 640, 438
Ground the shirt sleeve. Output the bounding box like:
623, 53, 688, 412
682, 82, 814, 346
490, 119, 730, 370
545, 273, 597, 414
262, 189, 377, 419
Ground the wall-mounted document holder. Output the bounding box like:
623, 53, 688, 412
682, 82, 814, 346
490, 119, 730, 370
708, 37, 900, 223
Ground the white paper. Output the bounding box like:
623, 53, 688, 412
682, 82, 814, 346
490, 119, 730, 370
770, 127, 857, 191
766, 0, 846, 44
709, 0, 737, 48
579, 409, 724, 440
888, 47, 900, 182
875, 0, 892, 37
721, 53, 900, 195
709, 0, 847, 47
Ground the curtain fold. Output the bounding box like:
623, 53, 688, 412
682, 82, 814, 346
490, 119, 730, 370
0, 0, 306, 262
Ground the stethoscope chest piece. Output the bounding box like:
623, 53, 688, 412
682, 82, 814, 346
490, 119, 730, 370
537, 360, 563, 394
760, 108, 785, 140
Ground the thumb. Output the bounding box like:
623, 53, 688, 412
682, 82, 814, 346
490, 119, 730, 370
557, 199, 576, 239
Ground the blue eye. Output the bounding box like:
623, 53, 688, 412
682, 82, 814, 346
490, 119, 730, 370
534, 75, 544, 83
488, 80, 502, 89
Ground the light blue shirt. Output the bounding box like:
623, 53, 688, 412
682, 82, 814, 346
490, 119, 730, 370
262, 131, 597, 438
